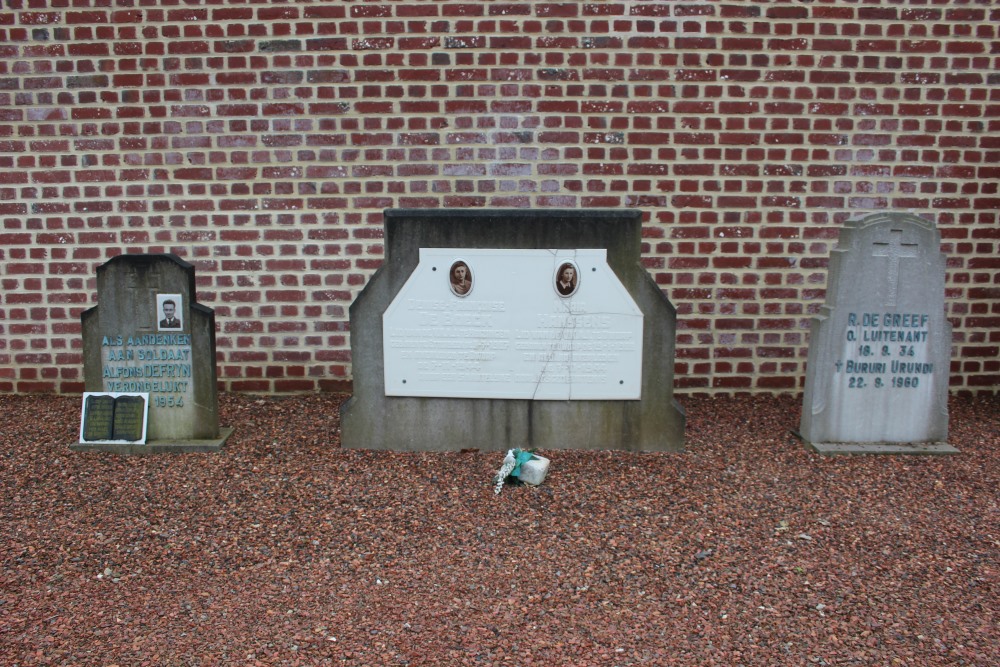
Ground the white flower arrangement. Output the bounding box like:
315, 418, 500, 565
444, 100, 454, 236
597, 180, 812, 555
493, 450, 517, 494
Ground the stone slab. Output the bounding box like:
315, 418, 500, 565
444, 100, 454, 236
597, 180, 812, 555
802, 438, 959, 456
70, 427, 234, 455
340, 209, 686, 452
799, 212, 952, 450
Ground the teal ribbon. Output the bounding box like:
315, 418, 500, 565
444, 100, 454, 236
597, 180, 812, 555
509, 449, 535, 478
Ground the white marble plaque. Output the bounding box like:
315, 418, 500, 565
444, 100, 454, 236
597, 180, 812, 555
383, 249, 643, 399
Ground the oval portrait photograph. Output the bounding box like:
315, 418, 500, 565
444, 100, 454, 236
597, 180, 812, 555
449, 260, 473, 297
554, 261, 579, 297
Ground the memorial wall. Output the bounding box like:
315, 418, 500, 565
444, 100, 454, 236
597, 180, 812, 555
0, 3, 996, 397
382, 249, 643, 400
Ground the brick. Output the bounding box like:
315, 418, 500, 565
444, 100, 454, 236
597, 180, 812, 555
0, 9, 992, 397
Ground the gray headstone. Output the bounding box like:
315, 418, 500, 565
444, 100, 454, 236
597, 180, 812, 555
340, 209, 686, 452
75, 254, 229, 452
799, 212, 955, 453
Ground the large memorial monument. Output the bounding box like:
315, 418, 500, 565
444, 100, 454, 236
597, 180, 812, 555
340, 209, 686, 452
799, 212, 956, 454
72, 254, 231, 453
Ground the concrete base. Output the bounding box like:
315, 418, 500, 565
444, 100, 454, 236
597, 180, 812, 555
70, 426, 233, 455
794, 431, 959, 456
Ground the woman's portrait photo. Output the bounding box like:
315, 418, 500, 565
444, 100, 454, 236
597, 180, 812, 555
449, 260, 473, 296
555, 261, 579, 297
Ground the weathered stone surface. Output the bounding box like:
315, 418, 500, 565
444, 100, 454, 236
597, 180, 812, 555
804, 441, 959, 456
340, 209, 685, 452
799, 212, 953, 450
75, 254, 227, 451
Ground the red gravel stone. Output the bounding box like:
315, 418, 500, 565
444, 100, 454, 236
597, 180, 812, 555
0, 392, 997, 666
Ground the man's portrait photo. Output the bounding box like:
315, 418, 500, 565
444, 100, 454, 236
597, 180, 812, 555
449, 260, 473, 297
157, 294, 183, 331
555, 261, 579, 297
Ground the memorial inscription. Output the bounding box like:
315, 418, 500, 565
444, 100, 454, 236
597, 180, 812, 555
383, 249, 643, 400
837, 311, 933, 391
100, 333, 193, 409
111, 395, 146, 442
82, 394, 116, 442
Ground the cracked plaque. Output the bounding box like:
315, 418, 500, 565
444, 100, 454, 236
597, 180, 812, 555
383, 249, 643, 400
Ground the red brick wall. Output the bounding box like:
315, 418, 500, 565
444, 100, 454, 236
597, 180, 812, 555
1, 1, 997, 395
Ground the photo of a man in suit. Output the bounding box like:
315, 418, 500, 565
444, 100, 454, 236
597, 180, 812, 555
157, 296, 182, 331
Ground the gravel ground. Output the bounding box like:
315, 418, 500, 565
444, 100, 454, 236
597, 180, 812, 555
1, 392, 997, 666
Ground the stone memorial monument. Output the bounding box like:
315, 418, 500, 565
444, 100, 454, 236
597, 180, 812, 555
799, 212, 956, 454
340, 209, 686, 451
72, 254, 231, 453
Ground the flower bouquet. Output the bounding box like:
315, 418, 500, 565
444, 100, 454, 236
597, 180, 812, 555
493, 448, 549, 494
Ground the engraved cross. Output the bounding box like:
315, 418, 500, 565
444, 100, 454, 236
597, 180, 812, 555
872, 229, 918, 308
125, 262, 162, 332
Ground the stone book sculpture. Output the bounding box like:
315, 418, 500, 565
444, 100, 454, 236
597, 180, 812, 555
80, 394, 147, 443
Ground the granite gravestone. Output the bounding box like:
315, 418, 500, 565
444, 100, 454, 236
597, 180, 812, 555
73, 254, 231, 453
799, 212, 956, 454
340, 209, 686, 452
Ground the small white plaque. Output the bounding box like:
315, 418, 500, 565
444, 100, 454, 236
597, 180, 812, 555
383, 249, 643, 400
